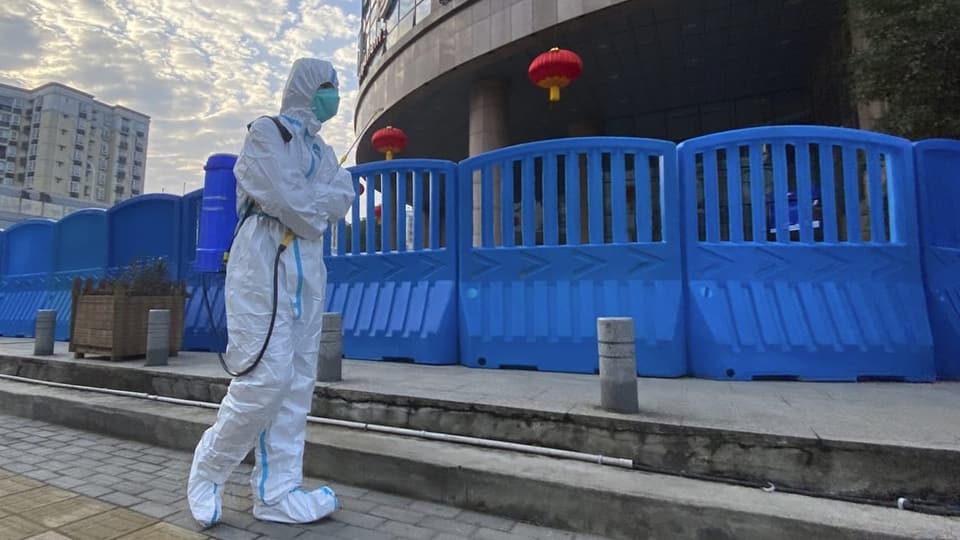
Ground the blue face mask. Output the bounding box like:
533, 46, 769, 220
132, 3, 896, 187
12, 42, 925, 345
311, 88, 340, 123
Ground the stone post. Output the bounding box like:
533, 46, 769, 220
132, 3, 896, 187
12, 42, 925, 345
319, 312, 343, 382
34, 309, 56, 356
597, 317, 639, 414
145, 309, 170, 367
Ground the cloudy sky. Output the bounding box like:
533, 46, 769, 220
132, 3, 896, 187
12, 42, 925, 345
0, 0, 362, 196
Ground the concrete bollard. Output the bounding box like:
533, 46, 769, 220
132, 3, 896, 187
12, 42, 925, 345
597, 317, 639, 414
145, 309, 170, 367
34, 309, 56, 356
318, 312, 343, 382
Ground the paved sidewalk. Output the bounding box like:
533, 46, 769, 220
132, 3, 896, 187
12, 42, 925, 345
0, 414, 597, 540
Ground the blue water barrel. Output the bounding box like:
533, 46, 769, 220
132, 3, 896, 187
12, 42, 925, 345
195, 153, 238, 273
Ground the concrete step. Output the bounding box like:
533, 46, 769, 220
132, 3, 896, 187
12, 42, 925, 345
1, 378, 959, 540
3, 352, 959, 510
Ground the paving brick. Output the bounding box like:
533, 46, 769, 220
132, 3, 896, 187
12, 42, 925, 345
82, 449, 114, 461
511, 523, 575, 539
62, 467, 99, 480
3, 462, 36, 474
207, 523, 260, 540
86, 473, 123, 486
98, 491, 145, 507
21, 469, 58, 482
376, 520, 437, 539
126, 462, 165, 474
113, 481, 154, 496
221, 492, 253, 512
39, 461, 81, 473
361, 491, 412, 507
332, 525, 392, 540
220, 508, 259, 529
0, 514, 46, 539
93, 464, 129, 476
408, 500, 461, 518
71, 483, 114, 498
45, 476, 86, 491
129, 500, 182, 519
23, 531, 73, 540
332, 509, 386, 529
474, 527, 531, 540
58, 508, 157, 540
116, 521, 207, 540
0, 486, 76, 513
119, 471, 156, 485
420, 515, 478, 536
139, 454, 170, 466
325, 482, 368, 499
113, 449, 144, 460
368, 504, 424, 524
339, 495, 377, 513
294, 519, 348, 538
16, 453, 46, 465
246, 519, 307, 539
0, 475, 42, 497
138, 488, 184, 505
26, 496, 113, 528
148, 477, 185, 493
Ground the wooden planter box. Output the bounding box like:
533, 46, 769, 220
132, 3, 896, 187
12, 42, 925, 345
69, 278, 187, 361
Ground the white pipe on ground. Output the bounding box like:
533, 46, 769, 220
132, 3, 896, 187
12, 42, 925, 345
0, 372, 634, 469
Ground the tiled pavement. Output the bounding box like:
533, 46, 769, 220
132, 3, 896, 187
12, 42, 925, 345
0, 414, 602, 540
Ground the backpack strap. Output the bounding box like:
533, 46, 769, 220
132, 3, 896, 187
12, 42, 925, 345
246, 115, 292, 143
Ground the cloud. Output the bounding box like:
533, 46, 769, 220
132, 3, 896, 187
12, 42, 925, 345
0, 0, 362, 196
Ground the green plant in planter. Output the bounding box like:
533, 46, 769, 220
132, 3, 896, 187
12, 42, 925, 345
113, 258, 180, 296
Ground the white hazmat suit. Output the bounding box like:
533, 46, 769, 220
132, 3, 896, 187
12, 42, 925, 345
187, 58, 355, 527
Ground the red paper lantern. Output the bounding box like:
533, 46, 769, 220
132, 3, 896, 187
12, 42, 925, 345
528, 47, 583, 103
371, 126, 407, 160
373, 204, 382, 219
357, 181, 365, 196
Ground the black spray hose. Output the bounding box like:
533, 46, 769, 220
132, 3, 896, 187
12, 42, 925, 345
202, 228, 294, 378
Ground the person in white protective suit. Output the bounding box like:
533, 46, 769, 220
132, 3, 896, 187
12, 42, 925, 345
187, 58, 356, 527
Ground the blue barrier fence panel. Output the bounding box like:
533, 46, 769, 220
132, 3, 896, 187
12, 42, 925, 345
180, 189, 226, 352
50, 209, 108, 340
914, 139, 960, 380
0, 219, 56, 337
680, 126, 934, 381
324, 159, 459, 365
107, 194, 183, 279
458, 137, 686, 376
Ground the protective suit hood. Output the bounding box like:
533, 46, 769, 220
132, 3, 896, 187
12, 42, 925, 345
280, 58, 339, 134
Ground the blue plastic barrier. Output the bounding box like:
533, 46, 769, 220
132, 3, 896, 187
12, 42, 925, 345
107, 194, 182, 279
914, 139, 960, 380
50, 210, 107, 340
458, 138, 686, 375
679, 126, 934, 381
324, 160, 459, 365
0, 219, 55, 337
180, 189, 226, 352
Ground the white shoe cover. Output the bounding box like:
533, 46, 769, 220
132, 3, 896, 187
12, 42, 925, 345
253, 486, 338, 524
187, 450, 223, 528
187, 477, 223, 528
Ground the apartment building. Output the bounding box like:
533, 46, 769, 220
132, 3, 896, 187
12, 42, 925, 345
0, 82, 149, 222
